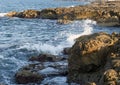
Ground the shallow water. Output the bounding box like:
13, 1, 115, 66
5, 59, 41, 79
0, 0, 120, 85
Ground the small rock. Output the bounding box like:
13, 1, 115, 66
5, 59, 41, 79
15, 70, 43, 84
103, 69, 118, 84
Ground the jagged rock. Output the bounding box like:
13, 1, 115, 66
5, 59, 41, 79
6, 10, 41, 18
40, 9, 57, 19
22, 63, 45, 71
5, 3, 120, 26
21, 10, 41, 18
29, 54, 63, 62
68, 32, 119, 84
15, 70, 43, 84
69, 32, 117, 72
6, 11, 18, 17
103, 69, 118, 85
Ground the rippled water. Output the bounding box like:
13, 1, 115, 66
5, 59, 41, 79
0, 0, 120, 84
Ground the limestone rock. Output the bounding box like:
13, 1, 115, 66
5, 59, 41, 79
6, 10, 41, 18
6, 11, 18, 17
68, 32, 118, 84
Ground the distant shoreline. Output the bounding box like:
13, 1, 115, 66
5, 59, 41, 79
5, 1, 120, 27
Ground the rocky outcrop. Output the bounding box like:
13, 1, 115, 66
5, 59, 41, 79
68, 32, 120, 85
15, 53, 68, 84
6, 10, 41, 18
15, 70, 43, 84
6, 2, 120, 26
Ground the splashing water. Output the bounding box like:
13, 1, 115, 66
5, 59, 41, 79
0, 13, 7, 17
67, 19, 96, 46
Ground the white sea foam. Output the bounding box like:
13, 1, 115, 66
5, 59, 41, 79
18, 43, 64, 55
67, 19, 96, 45
0, 13, 7, 17
39, 67, 58, 74
18, 20, 96, 55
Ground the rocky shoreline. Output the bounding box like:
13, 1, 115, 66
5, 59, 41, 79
5, 1, 120, 85
6, 1, 120, 26
15, 32, 120, 85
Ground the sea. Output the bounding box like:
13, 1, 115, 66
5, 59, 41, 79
0, 0, 120, 85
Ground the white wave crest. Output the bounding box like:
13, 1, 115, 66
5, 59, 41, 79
18, 19, 96, 55
0, 13, 7, 17
67, 19, 96, 45
18, 43, 64, 55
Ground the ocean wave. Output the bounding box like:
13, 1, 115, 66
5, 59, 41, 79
67, 19, 96, 45
17, 19, 96, 55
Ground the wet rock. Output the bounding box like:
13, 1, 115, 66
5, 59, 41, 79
40, 9, 57, 19
15, 70, 43, 84
6, 2, 120, 26
68, 32, 119, 84
6, 10, 41, 18
69, 32, 117, 72
63, 47, 71, 55
29, 54, 63, 62
6, 11, 18, 17
22, 63, 45, 71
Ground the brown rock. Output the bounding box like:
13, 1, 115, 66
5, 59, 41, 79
104, 69, 118, 81
21, 10, 41, 18
15, 70, 43, 84
6, 10, 41, 18
68, 32, 118, 84
6, 11, 18, 17
40, 9, 57, 19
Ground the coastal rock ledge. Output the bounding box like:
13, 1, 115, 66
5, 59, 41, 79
68, 32, 120, 85
6, 1, 120, 26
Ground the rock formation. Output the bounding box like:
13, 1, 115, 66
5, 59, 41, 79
68, 32, 120, 85
15, 53, 68, 84
6, 1, 120, 26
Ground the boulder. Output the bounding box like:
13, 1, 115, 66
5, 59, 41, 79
68, 32, 118, 84
15, 70, 43, 84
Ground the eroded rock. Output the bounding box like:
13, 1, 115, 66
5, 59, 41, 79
68, 32, 119, 84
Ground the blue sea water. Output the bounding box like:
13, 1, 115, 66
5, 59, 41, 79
0, 0, 120, 85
